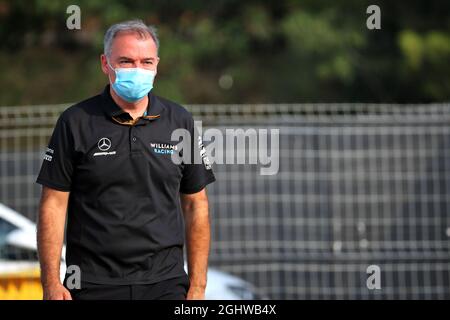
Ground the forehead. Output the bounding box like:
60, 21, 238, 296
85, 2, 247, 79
110, 32, 158, 59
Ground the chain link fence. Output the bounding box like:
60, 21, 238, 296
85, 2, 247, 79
1, 102, 449, 299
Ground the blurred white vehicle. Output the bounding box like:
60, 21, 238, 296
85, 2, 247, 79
0, 202, 265, 300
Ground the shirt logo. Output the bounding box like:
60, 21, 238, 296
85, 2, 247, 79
43, 147, 54, 162
98, 137, 111, 151
94, 137, 116, 157
198, 136, 212, 170
150, 142, 177, 155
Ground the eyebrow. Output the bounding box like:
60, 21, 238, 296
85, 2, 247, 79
117, 56, 155, 61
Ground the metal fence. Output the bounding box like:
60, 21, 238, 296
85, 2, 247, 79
1, 102, 449, 299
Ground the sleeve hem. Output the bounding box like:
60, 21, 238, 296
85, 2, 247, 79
179, 175, 216, 194
36, 178, 71, 192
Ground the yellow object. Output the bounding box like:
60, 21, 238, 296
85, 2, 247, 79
0, 268, 43, 300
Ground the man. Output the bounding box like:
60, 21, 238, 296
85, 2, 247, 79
36, 20, 215, 300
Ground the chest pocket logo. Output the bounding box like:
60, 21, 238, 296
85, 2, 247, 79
150, 142, 178, 155
93, 137, 116, 157
98, 137, 111, 151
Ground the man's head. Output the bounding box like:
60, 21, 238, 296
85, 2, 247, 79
101, 20, 160, 89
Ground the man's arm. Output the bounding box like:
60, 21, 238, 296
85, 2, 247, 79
36, 186, 72, 300
180, 188, 211, 300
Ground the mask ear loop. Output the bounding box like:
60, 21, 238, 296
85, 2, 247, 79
106, 60, 116, 84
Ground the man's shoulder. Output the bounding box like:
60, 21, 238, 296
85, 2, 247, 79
59, 92, 103, 123
154, 94, 192, 121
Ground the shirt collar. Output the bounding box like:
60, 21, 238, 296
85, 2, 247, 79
101, 85, 164, 120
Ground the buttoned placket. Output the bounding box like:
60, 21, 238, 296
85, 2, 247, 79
128, 117, 159, 154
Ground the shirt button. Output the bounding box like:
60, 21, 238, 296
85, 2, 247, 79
132, 137, 137, 142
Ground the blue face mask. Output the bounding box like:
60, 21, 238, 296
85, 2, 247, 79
108, 62, 156, 102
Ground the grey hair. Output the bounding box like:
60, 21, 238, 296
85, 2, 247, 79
104, 19, 159, 58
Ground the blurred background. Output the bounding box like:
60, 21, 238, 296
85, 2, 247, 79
0, 0, 449, 299
1, 0, 449, 105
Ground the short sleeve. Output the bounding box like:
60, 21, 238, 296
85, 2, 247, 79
179, 116, 216, 194
36, 115, 75, 192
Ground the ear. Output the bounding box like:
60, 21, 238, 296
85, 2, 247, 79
100, 54, 109, 75
154, 56, 160, 73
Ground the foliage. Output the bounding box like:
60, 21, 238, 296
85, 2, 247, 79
0, 0, 448, 105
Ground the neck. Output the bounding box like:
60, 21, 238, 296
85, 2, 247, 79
110, 86, 148, 119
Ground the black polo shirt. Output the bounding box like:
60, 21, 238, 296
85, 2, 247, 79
36, 85, 216, 285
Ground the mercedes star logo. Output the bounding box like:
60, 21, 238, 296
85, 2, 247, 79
98, 137, 111, 151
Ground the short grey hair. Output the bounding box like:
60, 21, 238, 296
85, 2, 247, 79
104, 19, 159, 58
